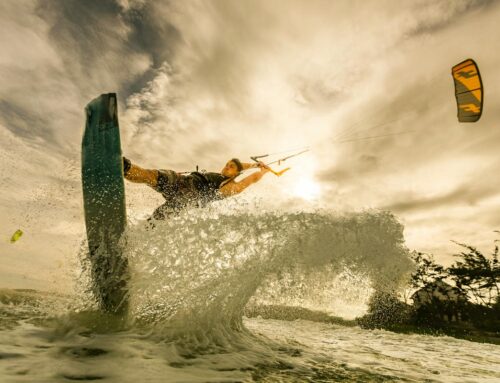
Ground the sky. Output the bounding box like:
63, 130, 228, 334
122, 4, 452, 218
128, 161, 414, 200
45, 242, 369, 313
1, 0, 500, 291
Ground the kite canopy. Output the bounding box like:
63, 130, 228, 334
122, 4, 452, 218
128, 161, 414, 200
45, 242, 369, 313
452, 59, 483, 122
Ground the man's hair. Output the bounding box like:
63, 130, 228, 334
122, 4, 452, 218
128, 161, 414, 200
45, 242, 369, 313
230, 158, 244, 172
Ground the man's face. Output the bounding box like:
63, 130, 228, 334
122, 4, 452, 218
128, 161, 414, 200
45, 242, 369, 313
221, 161, 239, 178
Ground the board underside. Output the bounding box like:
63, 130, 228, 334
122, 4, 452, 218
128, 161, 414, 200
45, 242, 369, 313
82, 93, 128, 313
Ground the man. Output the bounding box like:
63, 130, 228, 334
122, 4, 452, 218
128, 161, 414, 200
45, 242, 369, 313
123, 157, 271, 220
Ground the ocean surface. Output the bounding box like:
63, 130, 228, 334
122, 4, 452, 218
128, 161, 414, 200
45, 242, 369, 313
1, 209, 499, 382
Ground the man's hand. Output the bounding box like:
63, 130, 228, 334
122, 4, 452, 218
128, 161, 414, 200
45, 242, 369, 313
123, 157, 132, 175
256, 161, 271, 172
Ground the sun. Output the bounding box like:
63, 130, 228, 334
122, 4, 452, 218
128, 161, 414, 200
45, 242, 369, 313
291, 178, 321, 200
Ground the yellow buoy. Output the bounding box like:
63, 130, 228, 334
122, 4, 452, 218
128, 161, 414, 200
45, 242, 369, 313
10, 229, 23, 243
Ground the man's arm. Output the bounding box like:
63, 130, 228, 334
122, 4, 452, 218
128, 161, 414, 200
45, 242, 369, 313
123, 158, 158, 188
240, 162, 258, 170
219, 163, 270, 197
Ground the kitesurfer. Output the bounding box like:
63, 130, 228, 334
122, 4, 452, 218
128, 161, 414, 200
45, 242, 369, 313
122, 157, 271, 220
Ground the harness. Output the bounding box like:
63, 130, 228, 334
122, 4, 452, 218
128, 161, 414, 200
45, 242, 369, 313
187, 171, 230, 202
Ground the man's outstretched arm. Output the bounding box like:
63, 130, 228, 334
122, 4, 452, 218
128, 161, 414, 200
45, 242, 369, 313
219, 163, 270, 197
123, 157, 158, 188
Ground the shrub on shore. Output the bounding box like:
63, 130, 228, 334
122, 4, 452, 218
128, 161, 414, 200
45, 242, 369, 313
358, 236, 499, 334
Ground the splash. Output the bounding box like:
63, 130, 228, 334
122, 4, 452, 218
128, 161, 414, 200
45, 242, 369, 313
124, 206, 413, 346
0, 208, 418, 381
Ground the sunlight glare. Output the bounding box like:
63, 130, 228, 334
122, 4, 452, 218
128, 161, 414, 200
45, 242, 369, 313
292, 178, 321, 200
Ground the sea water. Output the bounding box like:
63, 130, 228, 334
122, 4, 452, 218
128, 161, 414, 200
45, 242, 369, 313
1, 209, 499, 382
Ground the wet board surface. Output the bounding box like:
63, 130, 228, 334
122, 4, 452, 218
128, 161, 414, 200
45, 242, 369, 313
81, 93, 128, 313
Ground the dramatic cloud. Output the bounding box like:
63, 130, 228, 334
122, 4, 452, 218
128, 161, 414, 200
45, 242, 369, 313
1, 0, 500, 290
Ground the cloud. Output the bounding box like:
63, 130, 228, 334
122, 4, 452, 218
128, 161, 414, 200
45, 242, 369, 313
2, 0, 500, 289
34, 0, 181, 96
404, 0, 494, 37
0, 0, 184, 152
380, 183, 499, 214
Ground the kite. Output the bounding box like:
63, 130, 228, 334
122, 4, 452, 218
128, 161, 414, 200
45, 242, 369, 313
452, 59, 483, 122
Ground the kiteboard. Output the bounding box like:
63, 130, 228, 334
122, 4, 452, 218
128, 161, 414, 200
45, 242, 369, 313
81, 93, 128, 313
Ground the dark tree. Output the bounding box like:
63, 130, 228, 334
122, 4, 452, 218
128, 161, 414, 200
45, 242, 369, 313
447, 238, 500, 307
409, 251, 447, 290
